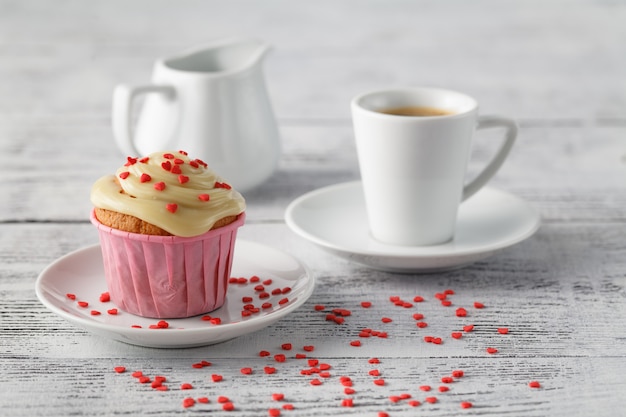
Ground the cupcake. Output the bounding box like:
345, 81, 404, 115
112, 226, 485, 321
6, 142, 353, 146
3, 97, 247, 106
90, 150, 246, 318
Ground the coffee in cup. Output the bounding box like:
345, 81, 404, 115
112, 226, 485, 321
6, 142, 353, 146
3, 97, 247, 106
379, 106, 454, 117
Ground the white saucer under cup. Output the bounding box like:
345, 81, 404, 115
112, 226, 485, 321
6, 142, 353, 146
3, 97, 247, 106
285, 182, 540, 273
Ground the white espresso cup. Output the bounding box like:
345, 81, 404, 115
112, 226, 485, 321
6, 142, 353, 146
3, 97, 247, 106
351, 87, 517, 246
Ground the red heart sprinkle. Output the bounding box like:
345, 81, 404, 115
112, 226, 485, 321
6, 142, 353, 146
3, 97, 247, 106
349, 340, 361, 347
198, 193, 210, 201
178, 175, 189, 184
474, 301, 485, 309
154, 182, 166, 191
211, 374, 223, 382
264, 366, 276, 374
373, 379, 385, 386
463, 324, 475, 332
182, 398, 195, 408
303, 345, 315, 352
171, 165, 182, 174
486, 347, 499, 354
361, 301, 372, 308
281, 343, 292, 351
341, 398, 353, 407
166, 203, 178, 213
461, 401, 473, 408
498, 327, 509, 334
452, 370, 465, 378
272, 393, 285, 401
529, 380, 541, 388
140, 173, 151, 183
214, 181, 232, 189
161, 161, 172, 171
451, 332, 463, 339
119, 172, 130, 180
113, 366, 126, 373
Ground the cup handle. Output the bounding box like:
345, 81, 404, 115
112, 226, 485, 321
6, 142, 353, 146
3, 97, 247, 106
112, 84, 176, 156
462, 115, 518, 201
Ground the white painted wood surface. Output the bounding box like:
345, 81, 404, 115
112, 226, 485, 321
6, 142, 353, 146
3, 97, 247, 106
1, 1, 625, 416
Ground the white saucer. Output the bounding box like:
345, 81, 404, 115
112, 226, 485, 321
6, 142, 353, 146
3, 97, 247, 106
285, 181, 540, 273
35, 240, 314, 348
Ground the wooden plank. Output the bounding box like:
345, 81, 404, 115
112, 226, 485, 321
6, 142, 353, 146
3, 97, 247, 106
2, 222, 626, 415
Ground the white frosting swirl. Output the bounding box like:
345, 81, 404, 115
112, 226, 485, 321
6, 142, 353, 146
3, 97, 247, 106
91, 151, 246, 237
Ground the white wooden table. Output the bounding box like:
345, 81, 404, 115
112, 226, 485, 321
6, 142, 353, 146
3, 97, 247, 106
2, 1, 625, 416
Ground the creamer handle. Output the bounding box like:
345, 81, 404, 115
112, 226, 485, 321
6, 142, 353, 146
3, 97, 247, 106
112, 84, 176, 156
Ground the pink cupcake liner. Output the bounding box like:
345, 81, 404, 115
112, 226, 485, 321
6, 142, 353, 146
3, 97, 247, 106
90, 210, 245, 319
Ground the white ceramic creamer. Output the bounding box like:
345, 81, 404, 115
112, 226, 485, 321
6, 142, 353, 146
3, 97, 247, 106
112, 38, 281, 192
